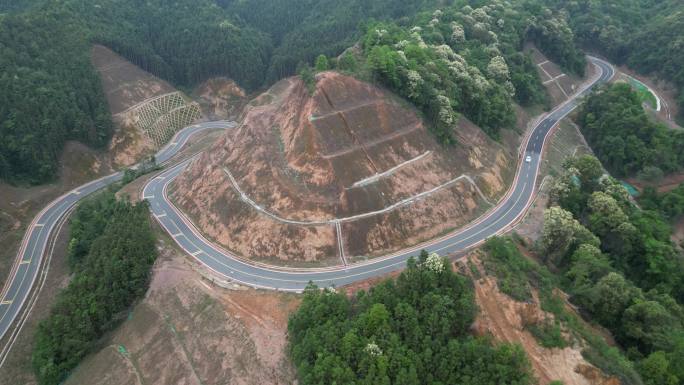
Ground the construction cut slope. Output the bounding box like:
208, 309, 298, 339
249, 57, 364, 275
171, 72, 516, 265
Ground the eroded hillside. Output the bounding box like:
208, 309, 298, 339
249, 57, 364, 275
171, 72, 516, 265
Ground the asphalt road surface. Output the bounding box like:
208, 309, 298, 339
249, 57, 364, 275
0, 56, 614, 348
0, 121, 235, 342
143, 57, 615, 292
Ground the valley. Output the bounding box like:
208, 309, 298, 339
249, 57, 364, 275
2, 1, 684, 384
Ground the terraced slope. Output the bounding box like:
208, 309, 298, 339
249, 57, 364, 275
171, 72, 516, 265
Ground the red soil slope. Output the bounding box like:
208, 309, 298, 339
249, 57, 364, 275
172, 72, 515, 265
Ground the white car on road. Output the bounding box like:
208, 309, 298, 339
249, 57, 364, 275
525, 155, 532, 163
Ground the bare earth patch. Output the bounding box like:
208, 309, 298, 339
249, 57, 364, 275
526, 44, 597, 107
193, 77, 248, 120
92, 45, 174, 167
64, 232, 299, 385
626, 170, 684, 194
91, 45, 175, 116
463, 256, 619, 385
172, 72, 519, 266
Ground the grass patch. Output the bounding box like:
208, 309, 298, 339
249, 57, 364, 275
482, 237, 554, 302
467, 259, 482, 279
526, 319, 567, 349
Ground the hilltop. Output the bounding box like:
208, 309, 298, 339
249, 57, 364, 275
171, 72, 516, 265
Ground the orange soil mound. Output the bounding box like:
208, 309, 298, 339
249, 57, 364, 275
172, 72, 515, 264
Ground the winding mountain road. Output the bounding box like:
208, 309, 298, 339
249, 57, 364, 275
0, 57, 614, 358
143, 57, 614, 292
0, 121, 235, 346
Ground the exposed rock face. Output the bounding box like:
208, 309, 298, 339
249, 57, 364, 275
172, 72, 516, 265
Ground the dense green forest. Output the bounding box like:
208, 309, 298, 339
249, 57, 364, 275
545, 155, 684, 383
545, 0, 684, 121
3, 0, 684, 183
359, 7, 524, 141
220, 0, 442, 83
355, 2, 586, 141
0, 11, 113, 183
32, 192, 157, 385
0, 0, 40, 12
641, 183, 684, 223
0, 0, 583, 184
288, 252, 534, 385
576, 84, 684, 177
0, 0, 270, 184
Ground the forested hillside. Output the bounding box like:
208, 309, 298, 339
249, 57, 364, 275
0, 11, 113, 183
1, 0, 587, 185
220, 0, 443, 82
0, 0, 270, 184
0, 0, 39, 12
32, 192, 157, 385
546, 0, 684, 120
576, 83, 684, 177
289, 253, 534, 385
357, 3, 577, 141
545, 155, 684, 383
6, 0, 683, 184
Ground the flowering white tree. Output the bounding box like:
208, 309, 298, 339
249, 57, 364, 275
472, 7, 491, 23
450, 23, 466, 43
434, 44, 457, 61
406, 70, 423, 99
436, 95, 455, 127
364, 342, 382, 356
487, 55, 510, 81
424, 252, 445, 273
541, 206, 599, 263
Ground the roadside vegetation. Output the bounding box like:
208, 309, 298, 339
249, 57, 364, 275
538, 154, 684, 383
626, 77, 659, 110
288, 251, 535, 385
483, 236, 643, 384
641, 183, 684, 222
576, 83, 684, 178
31, 191, 157, 385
